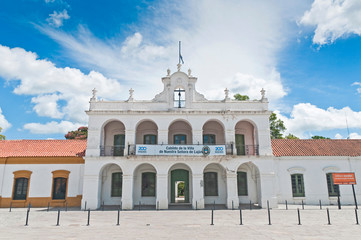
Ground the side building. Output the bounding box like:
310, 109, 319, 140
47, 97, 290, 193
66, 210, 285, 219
0, 140, 85, 208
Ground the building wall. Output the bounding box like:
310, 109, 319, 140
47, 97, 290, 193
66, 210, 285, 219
275, 156, 361, 205
0, 157, 84, 208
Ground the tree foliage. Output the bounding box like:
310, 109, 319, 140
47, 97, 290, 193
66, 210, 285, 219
234, 94, 250, 101
285, 133, 299, 139
311, 135, 330, 139
0, 127, 5, 140
65, 126, 88, 140
269, 113, 286, 139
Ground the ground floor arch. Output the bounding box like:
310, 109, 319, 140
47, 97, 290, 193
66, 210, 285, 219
203, 163, 227, 207
237, 162, 261, 206
168, 163, 192, 205
133, 163, 157, 208
99, 163, 123, 206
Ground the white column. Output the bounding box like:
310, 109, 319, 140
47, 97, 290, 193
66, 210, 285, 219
226, 172, 239, 209
125, 130, 135, 155
121, 174, 133, 209
192, 173, 205, 209
158, 130, 168, 145
193, 130, 203, 145
156, 174, 168, 209
225, 129, 235, 155
259, 173, 278, 208
82, 174, 100, 210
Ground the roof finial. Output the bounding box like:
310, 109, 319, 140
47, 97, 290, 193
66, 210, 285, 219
90, 88, 97, 101
167, 68, 171, 76
128, 88, 134, 101
224, 88, 230, 101
260, 88, 267, 102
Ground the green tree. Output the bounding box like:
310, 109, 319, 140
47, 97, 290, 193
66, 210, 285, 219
285, 133, 299, 139
269, 113, 286, 139
65, 126, 88, 140
311, 135, 330, 139
234, 94, 249, 101
0, 127, 5, 140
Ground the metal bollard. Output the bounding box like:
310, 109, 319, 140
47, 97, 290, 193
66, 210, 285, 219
196, 201, 198, 210
250, 200, 252, 210
301, 200, 304, 210
355, 208, 359, 225
239, 209, 243, 225
297, 208, 301, 225
25, 209, 30, 226
139, 201, 141, 211
56, 209, 60, 226
285, 200, 288, 210
47, 202, 50, 212
232, 200, 234, 210
267, 200, 271, 225
84, 201, 87, 212
102, 201, 104, 211
157, 201, 159, 211
116, 208, 120, 226
87, 209, 90, 226
211, 210, 214, 225
65, 202, 68, 212
9, 202, 12, 212
327, 208, 331, 225
319, 200, 322, 210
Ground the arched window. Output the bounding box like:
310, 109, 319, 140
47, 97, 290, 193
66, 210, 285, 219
52, 178, 67, 200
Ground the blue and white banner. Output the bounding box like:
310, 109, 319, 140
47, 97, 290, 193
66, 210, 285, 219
136, 145, 226, 156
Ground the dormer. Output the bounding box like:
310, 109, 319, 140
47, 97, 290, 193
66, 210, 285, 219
153, 65, 207, 109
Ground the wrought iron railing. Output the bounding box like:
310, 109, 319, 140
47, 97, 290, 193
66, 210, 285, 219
236, 144, 259, 156
100, 145, 125, 156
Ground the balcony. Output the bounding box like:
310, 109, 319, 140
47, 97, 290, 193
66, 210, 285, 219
236, 144, 259, 156
100, 145, 125, 156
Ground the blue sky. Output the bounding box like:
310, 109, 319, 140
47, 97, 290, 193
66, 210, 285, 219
1, 0, 361, 140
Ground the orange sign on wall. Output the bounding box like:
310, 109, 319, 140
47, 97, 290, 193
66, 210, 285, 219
332, 173, 356, 185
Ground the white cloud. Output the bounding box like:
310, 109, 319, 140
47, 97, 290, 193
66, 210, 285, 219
335, 133, 343, 139
0, 44, 123, 125
350, 132, 361, 139
278, 103, 361, 138
23, 121, 81, 134
300, 0, 361, 45
46, 9, 70, 28
352, 82, 361, 94
0, 107, 11, 131
37, 0, 309, 102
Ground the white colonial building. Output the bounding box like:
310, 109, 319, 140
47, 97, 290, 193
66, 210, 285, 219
82, 65, 277, 210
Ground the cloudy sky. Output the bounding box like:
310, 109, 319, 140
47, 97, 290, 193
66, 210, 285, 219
1, 0, 361, 140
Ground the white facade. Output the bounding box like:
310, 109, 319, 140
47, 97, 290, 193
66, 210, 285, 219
82, 66, 277, 210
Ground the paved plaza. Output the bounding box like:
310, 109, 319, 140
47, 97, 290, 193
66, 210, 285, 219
1, 205, 361, 239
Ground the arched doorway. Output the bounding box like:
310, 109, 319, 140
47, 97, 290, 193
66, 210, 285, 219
99, 163, 123, 207
133, 163, 157, 209
168, 120, 192, 145
168, 164, 192, 205
102, 120, 126, 156
234, 120, 258, 155
237, 162, 261, 206
203, 163, 227, 208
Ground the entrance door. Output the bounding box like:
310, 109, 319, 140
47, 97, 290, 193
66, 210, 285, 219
171, 169, 189, 203
113, 134, 125, 156
235, 134, 245, 155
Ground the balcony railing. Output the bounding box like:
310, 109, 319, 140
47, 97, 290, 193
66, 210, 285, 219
236, 144, 259, 156
100, 145, 125, 156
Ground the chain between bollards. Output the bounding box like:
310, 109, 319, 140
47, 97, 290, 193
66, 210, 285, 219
327, 208, 331, 225
56, 209, 60, 226
87, 209, 90, 226
267, 200, 271, 225
210, 209, 214, 225
239, 209, 243, 225
25, 209, 30, 226
297, 208, 301, 225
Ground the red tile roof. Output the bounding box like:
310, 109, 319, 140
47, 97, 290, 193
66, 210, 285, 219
0, 140, 87, 157
272, 139, 361, 157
